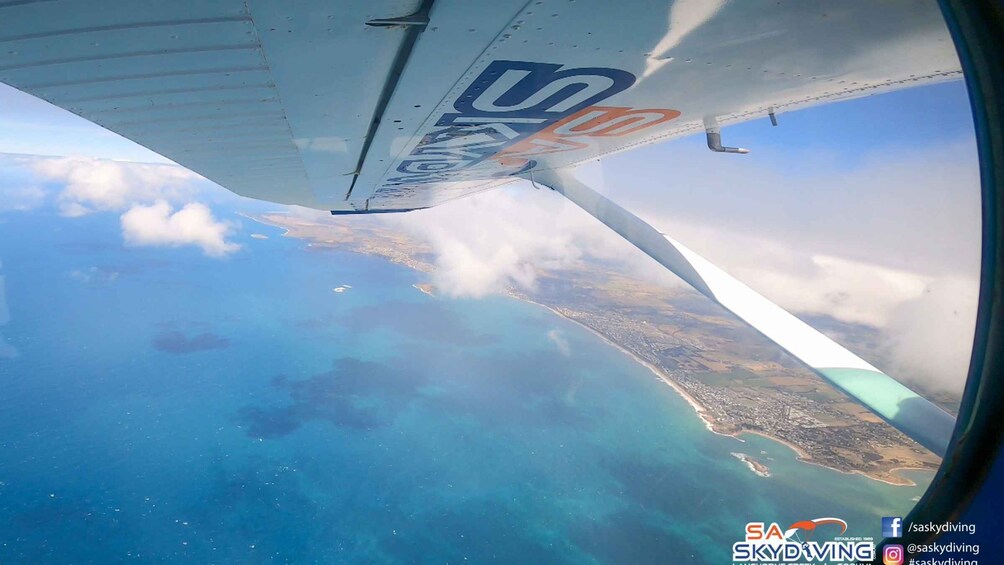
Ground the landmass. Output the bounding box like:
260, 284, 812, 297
413, 283, 435, 296
251, 213, 435, 273
731, 452, 771, 477
251, 212, 950, 486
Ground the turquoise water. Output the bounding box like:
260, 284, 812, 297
0, 206, 931, 563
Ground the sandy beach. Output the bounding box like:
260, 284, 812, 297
513, 295, 925, 486
516, 296, 730, 437
737, 430, 921, 487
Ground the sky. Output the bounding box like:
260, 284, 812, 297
0, 77, 981, 398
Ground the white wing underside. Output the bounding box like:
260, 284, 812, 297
0, 0, 960, 212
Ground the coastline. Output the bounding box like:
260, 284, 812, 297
514, 297, 726, 437
413, 284, 435, 297
511, 294, 924, 487
737, 430, 922, 487
241, 212, 293, 238
244, 212, 931, 488
731, 452, 772, 478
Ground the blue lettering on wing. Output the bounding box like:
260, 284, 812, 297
379, 60, 637, 190
451, 60, 635, 119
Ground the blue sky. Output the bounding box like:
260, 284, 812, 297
0, 83, 166, 162
725, 81, 974, 154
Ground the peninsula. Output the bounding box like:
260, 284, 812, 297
251, 212, 946, 485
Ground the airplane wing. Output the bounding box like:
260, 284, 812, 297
0, 0, 959, 212
0, 0, 961, 453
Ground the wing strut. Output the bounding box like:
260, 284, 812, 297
535, 168, 955, 456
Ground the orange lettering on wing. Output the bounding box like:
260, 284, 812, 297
493, 106, 681, 166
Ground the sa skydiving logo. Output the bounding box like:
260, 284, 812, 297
380, 60, 680, 191
732, 517, 875, 563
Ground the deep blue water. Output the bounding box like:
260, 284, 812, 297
0, 205, 931, 563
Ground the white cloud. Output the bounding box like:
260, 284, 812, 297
388, 188, 636, 297
0, 185, 46, 212
69, 267, 120, 284
387, 190, 573, 296
32, 156, 199, 216
885, 276, 978, 393
631, 214, 977, 393
631, 216, 933, 328
743, 253, 929, 328
10, 155, 241, 257
121, 201, 240, 257
547, 329, 572, 356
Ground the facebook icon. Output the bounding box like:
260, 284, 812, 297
882, 516, 903, 538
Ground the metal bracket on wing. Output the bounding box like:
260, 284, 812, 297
534, 167, 955, 457
345, 0, 437, 201
366, 2, 433, 28
705, 117, 750, 154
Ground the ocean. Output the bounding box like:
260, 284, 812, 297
0, 203, 931, 563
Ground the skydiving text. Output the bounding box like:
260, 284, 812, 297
908, 522, 976, 535
732, 520, 874, 563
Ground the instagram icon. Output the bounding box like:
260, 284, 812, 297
883, 544, 905, 565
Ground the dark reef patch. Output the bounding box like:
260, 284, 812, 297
235, 357, 426, 438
